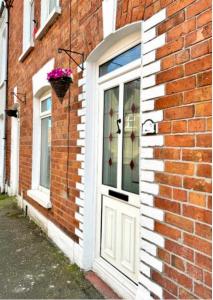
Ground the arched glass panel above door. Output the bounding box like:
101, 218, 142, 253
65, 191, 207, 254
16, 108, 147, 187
99, 43, 141, 77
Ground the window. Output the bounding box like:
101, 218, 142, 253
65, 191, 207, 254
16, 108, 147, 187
27, 60, 54, 209
99, 44, 141, 77
0, 28, 6, 83
35, 0, 61, 40
40, 97, 51, 190
41, 0, 58, 26
22, 0, 34, 53
48, 0, 57, 14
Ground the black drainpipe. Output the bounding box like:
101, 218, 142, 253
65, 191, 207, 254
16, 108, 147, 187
2, 1, 13, 192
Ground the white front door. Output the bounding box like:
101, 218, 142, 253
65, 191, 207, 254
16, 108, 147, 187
97, 68, 141, 283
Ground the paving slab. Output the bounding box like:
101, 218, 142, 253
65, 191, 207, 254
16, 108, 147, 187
0, 195, 104, 299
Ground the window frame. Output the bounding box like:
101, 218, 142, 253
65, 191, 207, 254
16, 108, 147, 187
97, 37, 141, 86
27, 60, 54, 209
35, 0, 61, 40
99, 43, 141, 77
41, 0, 57, 26
38, 95, 52, 193
19, 0, 35, 62
47, 0, 58, 16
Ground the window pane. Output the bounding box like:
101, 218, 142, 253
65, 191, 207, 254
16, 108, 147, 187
40, 117, 51, 189
102, 87, 119, 188
122, 79, 140, 194
41, 97, 51, 113
23, 0, 34, 51
99, 44, 141, 77
49, 0, 56, 13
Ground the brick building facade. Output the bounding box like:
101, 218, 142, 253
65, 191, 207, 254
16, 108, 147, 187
1, 0, 212, 298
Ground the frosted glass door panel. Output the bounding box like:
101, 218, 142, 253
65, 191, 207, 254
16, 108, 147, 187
102, 87, 119, 188
122, 79, 140, 194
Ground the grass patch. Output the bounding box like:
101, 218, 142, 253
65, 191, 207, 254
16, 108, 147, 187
0, 195, 16, 210
0, 194, 10, 201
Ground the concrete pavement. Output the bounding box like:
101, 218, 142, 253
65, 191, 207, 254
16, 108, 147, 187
0, 195, 104, 299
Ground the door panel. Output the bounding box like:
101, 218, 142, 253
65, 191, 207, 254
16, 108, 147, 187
120, 213, 136, 272
102, 205, 117, 261
101, 195, 139, 282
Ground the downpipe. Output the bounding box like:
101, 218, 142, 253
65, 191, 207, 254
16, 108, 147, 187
1, 3, 9, 193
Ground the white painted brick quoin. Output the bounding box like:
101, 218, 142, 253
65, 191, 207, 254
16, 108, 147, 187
143, 50, 156, 66
139, 8, 166, 298
75, 70, 86, 246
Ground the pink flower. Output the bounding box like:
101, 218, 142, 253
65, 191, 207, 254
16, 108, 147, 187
47, 68, 73, 80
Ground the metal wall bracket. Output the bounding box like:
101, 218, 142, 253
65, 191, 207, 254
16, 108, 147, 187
58, 48, 84, 71
11, 92, 26, 104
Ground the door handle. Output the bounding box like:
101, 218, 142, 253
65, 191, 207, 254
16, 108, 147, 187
116, 119, 121, 134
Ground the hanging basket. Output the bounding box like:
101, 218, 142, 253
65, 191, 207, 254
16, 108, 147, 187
49, 77, 72, 103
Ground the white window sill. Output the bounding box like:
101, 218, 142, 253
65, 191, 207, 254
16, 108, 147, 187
27, 189, 52, 209
35, 6, 61, 40
19, 43, 34, 62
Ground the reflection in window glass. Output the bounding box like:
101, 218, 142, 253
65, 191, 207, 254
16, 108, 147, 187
99, 44, 141, 77
41, 97, 52, 113
122, 79, 140, 194
102, 87, 119, 188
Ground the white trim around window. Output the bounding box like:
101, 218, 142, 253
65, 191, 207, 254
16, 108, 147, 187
28, 92, 52, 209
28, 59, 54, 209
35, 0, 61, 40
27, 189, 51, 209
19, 0, 35, 62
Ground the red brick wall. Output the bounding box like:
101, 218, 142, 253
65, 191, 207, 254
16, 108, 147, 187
7, 0, 103, 240
116, 0, 175, 28
116, 0, 212, 298
116, 0, 146, 27
6, 0, 212, 298
152, 0, 212, 299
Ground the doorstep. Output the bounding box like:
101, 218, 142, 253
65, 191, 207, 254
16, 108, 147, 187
85, 271, 121, 299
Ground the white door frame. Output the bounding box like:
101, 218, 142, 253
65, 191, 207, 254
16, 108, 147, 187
94, 65, 141, 299
83, 22, 142, 299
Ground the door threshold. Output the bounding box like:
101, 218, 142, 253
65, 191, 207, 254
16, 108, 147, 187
93, 257, 138, 300
85, 271, 121, 299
